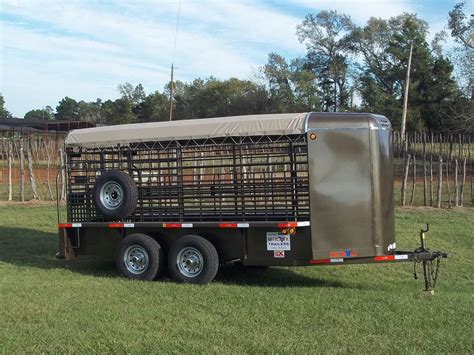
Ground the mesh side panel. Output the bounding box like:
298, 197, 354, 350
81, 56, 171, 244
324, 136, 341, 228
67, 135, 310, 222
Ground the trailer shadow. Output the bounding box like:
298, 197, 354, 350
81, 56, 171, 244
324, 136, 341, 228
0, 226, 348, 288
214, 264, 346, 288
0, 226, 118, 278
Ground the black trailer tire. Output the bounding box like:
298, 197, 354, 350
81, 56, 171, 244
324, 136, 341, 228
116, 233, 163, 281
93, 170, 138, 220
168, 235, 219, 284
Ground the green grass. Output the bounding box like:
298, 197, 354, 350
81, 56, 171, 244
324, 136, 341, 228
0, 204, 472, 353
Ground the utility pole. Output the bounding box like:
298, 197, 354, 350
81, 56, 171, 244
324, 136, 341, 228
169, 63, 174, 121
401, 40, 414, 138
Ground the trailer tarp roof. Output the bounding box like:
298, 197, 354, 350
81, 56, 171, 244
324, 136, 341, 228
65, 113, 308, 147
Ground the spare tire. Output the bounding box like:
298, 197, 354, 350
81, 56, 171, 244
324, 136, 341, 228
93, 170, 138, 220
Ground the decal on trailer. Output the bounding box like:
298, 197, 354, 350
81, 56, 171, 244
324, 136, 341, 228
266, 232, 291, 251
330, 250, 358, 258
274, 250, 285, 258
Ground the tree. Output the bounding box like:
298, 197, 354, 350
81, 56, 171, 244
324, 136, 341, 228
78, 99, 103, 123
448, 2, 473, 49
262, 53, 319, 112
172, 77, 270, 120
101, 98, 136, 125
448, 2, 473, 98
264, 53, 296, 112
118, 83, 146, 106
296, 10, 354, 111
135, 91, 169, 122
0, 94, 13, 119
350, 13, 457, 130
24, 108, 53, 121
55, 97, 79, 121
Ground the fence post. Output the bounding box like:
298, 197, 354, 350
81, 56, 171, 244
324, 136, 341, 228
401, 153, 411, 206
446, 158, 452, 208
460, 157, 466, 207
454, 159, 459, 207
8, 140, 13, 201
422, 133, 427, 206
45, 139, 54, 200
437, 157, 443, 208
27, 146, 41, 200
59, 148, 66, 201
410, 154, 416, 205
429, 132, 434, 206
19, 143, 25, 202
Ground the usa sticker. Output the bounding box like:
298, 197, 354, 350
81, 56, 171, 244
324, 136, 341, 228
274, 250, 285, 258
266, 232, 291, 251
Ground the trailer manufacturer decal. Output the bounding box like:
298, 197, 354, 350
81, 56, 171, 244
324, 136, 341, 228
266, 232, 291, 251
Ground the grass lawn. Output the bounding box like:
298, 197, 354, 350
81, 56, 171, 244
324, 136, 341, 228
0, 203, 472, 353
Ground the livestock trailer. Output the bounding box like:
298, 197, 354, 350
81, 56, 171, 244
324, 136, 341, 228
57, 112, 446, 287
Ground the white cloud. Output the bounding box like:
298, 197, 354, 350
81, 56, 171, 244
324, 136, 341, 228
2, 0, 305, 116
0, 0, 455, 117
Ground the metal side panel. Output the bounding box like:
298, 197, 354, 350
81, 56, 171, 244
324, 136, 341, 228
369, 123, 395, 255
307, 128, 375, 259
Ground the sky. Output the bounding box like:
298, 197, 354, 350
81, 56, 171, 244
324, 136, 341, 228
0, 0, 462, 117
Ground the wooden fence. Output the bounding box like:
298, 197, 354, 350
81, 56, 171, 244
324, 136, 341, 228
393, 132, 473, 207
1, 130, 473, 207
0, 131, 66, 202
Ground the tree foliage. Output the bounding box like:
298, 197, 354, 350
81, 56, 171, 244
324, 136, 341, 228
24, 106, 54, 121
296, 10, 354, 111
0, 94, 13, 119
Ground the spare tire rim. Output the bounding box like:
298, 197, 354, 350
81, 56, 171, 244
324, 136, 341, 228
100, 181, 124, 210
177, 247, 204, 278
124, 245, 149, 274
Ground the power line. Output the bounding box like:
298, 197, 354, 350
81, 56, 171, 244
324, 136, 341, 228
172, 0, 182, 63
169, 0, 181, 121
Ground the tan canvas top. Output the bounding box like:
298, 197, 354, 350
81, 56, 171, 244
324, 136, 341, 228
65, 113, 309, 147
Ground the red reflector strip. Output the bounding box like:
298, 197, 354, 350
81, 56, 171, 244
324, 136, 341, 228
108, 223, 135, 228
375, 255, 409, 261
310, 259, 330, 264
219, 223, 237, 228
58, 223, 82, 228
278, 222, 298, 228
310, 258, 344, 264
219, 223, 250, 228
374, 255, 395, 261
162, 223, 193, 228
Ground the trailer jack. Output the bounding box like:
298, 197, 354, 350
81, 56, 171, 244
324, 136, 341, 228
411, 224, 448, 294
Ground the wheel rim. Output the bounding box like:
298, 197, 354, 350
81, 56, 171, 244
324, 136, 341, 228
100, 181, 124, 210
177, 247, 204, 278
123, 245, 149, 274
